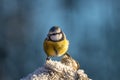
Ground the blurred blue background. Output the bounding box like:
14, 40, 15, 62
0, 0, 120, 80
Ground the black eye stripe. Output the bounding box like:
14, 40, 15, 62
52, 34, 56, 35
52, 33, 60, 35
49, 31, 62, 36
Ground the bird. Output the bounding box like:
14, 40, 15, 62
43, 26, 69, 60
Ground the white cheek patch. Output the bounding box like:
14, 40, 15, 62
50, 34, 62, 41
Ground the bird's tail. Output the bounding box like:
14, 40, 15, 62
61, 52, 80, 70
64, 52, 71, 58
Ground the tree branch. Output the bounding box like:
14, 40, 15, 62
21, 54, 91, 80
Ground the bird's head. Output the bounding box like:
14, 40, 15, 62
47, 26, 64, 42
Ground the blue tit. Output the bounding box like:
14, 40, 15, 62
43, 26, 69, 60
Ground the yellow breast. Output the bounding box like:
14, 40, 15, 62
43, 38, 69, 57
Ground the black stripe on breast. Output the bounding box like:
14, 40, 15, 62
53, 47, 58, 55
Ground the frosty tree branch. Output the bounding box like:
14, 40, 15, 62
21, 54, 91, 80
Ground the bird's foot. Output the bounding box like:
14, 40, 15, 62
46, 57, 50, 60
